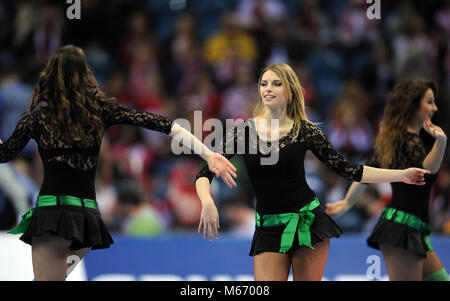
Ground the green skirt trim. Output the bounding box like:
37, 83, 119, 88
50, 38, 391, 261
8, 195, 98, 235
380, 207, 433, 251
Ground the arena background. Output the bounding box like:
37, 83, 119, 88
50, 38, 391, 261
0, 0, 449, 281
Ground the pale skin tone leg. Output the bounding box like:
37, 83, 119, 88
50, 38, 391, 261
254, 252, 291, 281
70, 247, 91, 263
32, 235, 91, 280
381, 245, 446, 281
291, 238, 330, 281
32, 235, 72, 281
253, 239, 330, 281
66, 247, 91, 278
422, 251, 445, 279
380, 244, 423, 281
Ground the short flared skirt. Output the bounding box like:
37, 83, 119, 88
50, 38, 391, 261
367, 217, 432, 258
19, 204, 114, 251
249, 205, 343, 256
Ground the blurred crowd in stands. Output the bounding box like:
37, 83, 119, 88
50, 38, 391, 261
0, 0, 449, 237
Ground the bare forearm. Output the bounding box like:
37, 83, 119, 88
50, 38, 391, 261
169, 122, 213, 161
423, 139, 447, 174
195, 177, 214, 206
361, 166, 406, 183
343, 182, 367, 209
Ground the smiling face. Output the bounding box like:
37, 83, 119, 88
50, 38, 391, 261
259, 70, 289, 111
416, 88, 438, 124
253, 63, 309, 126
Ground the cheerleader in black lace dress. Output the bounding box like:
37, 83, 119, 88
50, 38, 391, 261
327, 79, 448, 281
0, 45, 237, 281
195, 63, 431, 281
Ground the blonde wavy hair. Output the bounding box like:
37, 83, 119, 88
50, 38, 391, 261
253, 63, 310, 136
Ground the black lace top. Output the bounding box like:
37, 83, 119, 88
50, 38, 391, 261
196, 119, 364, 215
0, 100, 173, 200
366, 132, 438, 222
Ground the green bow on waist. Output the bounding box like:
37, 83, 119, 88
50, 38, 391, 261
8, 208, 35, 234
8, 195, 98, 235
256, 198, 320, 253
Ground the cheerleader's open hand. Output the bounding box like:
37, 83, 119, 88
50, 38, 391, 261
325, 200, 349, 217
401, 168, 431, 185
198, 201, 220, 241
206, 152, 237, 188
423, 120, 447, 143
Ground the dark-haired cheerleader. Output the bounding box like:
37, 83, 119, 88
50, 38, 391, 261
1, 45, 237, 281
327, 79, 448, 281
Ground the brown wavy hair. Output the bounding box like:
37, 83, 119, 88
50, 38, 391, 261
374, 79, 438, 167
26, 45, 114, 146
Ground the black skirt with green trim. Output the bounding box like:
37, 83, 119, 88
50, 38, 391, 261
367, 216, 432, 258
249, 204, 343, 256
19, 203, 114, 251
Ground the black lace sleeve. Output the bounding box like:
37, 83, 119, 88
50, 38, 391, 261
304, 121, 364, 182
195, 123, 244, 183
0, 114, 34, 163
102, 101, 173, 134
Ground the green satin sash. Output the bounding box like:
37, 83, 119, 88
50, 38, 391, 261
8, 195, 98, 235
381, 207, 433, 251
256, 198, 320, 253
